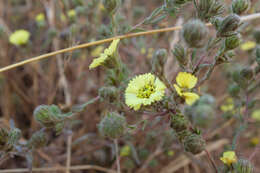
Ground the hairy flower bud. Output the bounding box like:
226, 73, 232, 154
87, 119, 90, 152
224, 34, 241, 50
232, 0, 250, 15
0, 128, 9, 151
98, 112, 126, 139
152, 49, 168, 76
176, 129, 192, 142
8, 128, 21, 146
28, 131, 47, 149
235, 159, 254, 173
197, 0, 224, 21
102, 0, 119, 14
170, 114, 189, 132
183, 134, 206, 154
228, 83, 240, 97
98, 86, 118, 102
182, 19, 208, 48
217, 14, 241, 37
34, 105, 64, 128
172, 43, 188, 66
240, 68, 253, 81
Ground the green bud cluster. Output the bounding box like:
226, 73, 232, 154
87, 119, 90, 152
234, 159, 254, 173
152, 49, 168, 77
233, 68, 254, 89
0, 127, 21, 152
231, 0, 250, 15
98, 112, 127, 139
165, 0, 191, 13
170, 114, 205, 154
224, 34, 241, 51
99, 86, 118, 103
196, 0, 224, 21
217, 14, 241, 37
182, 19, 208, 48
102, 0, 120, 14
172, 43, 188, 67
28, 131, 47, 149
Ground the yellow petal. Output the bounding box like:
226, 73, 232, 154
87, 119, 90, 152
173, 84, 183, 96
220, 151, 237, 166
182, 92, 200, 105
240, 41, 256, 51
176, 72, 198, 89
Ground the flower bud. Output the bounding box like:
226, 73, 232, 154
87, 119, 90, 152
232, 0, 250, 15
34, 105, 63, 128
253, 29, 260, 44
228, 83, 240, 97
197, 0, 224, 21
28, 131, 47, 149
256, 46, 260, 66
0, 128, 9, 151
217, 14, 241, 37
183, 134, 206, 154
240, 68, 253, 81
176, 129, 192, 142
182, 19, 208, 48
152, 49, 168, 76
235, 159, 254, 173
98, 86, 118, 102
172, 44, 188, 66
170, 114, 189, 132
98, 112, 126, 139
102, 0, 119, 14
224, 34, 241, 51
8, 128, 21, 146
173, 0, 191, 5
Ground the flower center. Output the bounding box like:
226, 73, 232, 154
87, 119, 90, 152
137, 83, 155, 98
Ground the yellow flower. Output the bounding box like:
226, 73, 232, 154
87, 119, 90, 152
35, 13, 45, 23
120, 145, 131, 157
252, 109, 260, 121
173, 72, 200, 105
9, 30, 30, 46
220, 98, 234, 112
91, 46, 104, 57
240, 41, 256, 51
68, 9, 76, 18
125, 73, 166, 110
89, 39, 120, 69
250, 137, 259, 146
220, 151, 237, 166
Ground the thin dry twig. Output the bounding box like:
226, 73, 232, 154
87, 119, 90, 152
0, 13, 259, 73
66, 134, 72, 173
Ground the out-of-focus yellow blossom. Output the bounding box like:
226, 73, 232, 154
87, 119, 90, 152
220, 151, 237, 166
35, 13, 45, 23
98, 2, 105, 11
240, 41, 256, 51
9, 30, 30, 46
140, 47, 146, 55
252, 109, 260, 121
167, 150, 175, 157
68, 9, 76, 18
147, 48, 154, 59
89, 39, 120, 69
120, 145, 131, 157
173, 72, 200, 105
91, 46, 104, 57
250, 137, 259, 146
221, 98, 235, 113
125, 73, 166, 110
60, 13, 67, 22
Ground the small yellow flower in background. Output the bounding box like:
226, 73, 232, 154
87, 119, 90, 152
221, 97, 235, 112
68, 9, 76, 18
98, 2, 105, 11
220, 151, 237, 166
91, 46, 104, 57
147, 48, 154, 59
125, 73, 166, 110
173, 72, 200, 105
9, 30, 30, 46
89, 39, 120, 69
140, 47, 146, 55
60, 13, 67, 22
251, 109, 260, 121
167, 150, 175, 157
35, 13, 45, 23
250, 137, 259, 146
120, 145, 131, 157
240, 41, 256, 51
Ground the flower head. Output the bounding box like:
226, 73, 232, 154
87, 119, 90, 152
89, 39, 120, 69
35, 13, 45, 23
9, 30, 30, 46
251, 109, 260, 121
220, 151, 237, 166
125, 73, 166, 110
173, 72, 199, 105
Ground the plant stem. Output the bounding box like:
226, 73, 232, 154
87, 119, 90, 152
114, 139, 121, 173
205, 149, 219, 173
